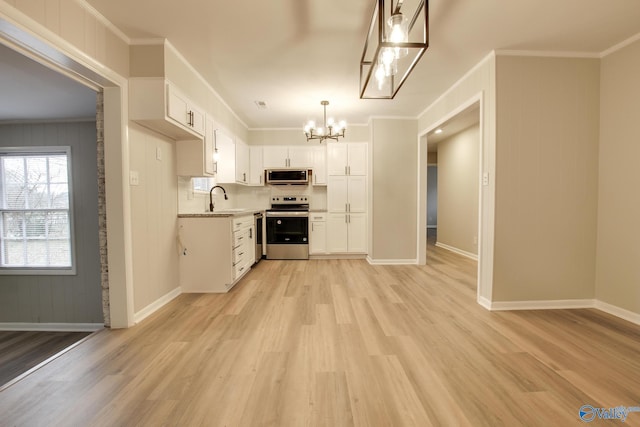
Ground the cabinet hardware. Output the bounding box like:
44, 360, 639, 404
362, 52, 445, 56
348, 165, 351, 175
243, 172, 246, 182
345, 166, 347, 175
239, 252, 244, 256
312, 223, 315, 232
249, 229, 252, 239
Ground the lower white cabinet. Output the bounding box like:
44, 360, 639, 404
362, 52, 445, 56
326, 212, 367, 254
309, 212, 327, 254
178, 214, 254, 293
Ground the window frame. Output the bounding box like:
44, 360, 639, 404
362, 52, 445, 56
0, 146, 77, 275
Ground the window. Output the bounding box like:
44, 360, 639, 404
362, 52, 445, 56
192, 177, 214, 192
0, 147, 75, 274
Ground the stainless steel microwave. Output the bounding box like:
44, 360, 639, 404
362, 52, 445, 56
266, 169, 309, 185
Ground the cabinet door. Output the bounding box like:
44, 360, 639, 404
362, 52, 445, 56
309, 220, 326, 254
288, 146, 313, 168
204, 117, 215, 175
326, 213, 348, 253
327, 175, 348, 212
347, 175, 367, 212
215, 129, 236, 184
235, 140, 250, 184
167, 85, 189, 128
190, 105, 205, 136
347, 213, 367, 253
263, 146, 289, 168
249, 146, 264, 185
312, 146, 327, 185
327, 143, 348, 175
347, 143, 368, 175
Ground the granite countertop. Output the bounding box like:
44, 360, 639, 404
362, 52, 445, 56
178, 209, 263, 218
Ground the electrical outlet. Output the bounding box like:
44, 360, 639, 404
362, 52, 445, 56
482, 172, 489, 186
129, 171, 140, 186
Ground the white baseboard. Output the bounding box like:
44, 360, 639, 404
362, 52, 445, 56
595, 300, 640, 326
477, 296, 492, 310
0, 323, 104, 332
488, 299, 596, 311
366, 256, 417, 265
435, 242, 478, 261
134, 287, 182, 324
427, 225, 437, 229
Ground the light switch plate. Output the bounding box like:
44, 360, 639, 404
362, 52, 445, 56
156, 147, 162, 161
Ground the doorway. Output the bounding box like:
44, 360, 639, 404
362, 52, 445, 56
417, 94, 484, 301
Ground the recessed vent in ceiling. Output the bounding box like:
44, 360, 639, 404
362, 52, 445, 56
254, 100, 268, 110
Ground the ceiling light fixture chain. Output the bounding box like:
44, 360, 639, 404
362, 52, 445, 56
303, 100, 347, 143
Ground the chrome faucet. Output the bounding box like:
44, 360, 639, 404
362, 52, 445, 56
209, 185, 228, 212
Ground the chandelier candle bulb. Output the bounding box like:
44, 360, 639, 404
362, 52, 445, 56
303, 100, 346, 142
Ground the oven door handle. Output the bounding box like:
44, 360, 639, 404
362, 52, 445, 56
266, 211, 309, 218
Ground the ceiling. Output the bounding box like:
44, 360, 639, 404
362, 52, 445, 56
0, 44, 96, 122
3, 0, 640, 128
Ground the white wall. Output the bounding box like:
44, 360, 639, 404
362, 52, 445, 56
437, 124, 479, 255
596, 38, 640, 316
128, 123, 179, 314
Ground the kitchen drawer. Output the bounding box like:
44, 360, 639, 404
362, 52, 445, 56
233, 215, 253, 231
233, 229, 249, 248
309, 212, 327, 221
232, 244, 248, 264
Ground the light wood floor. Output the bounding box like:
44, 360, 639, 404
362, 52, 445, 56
1, 244, 639, 426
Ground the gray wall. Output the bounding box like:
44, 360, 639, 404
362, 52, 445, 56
596, 38, 640, 315
427, 166, 437, 227
437, 124, 479, 254
371, 118, 418, 261
0, 122, 102, 324
494, 55, 600, 302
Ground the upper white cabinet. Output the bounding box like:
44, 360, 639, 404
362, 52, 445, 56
215, 129, 236, 184
166, 84, 205, 136
235, 139, 250, 184
327, 142, 368, 176
129, 78, 205, 139
312, 146, 327, 185
263, 146, 313, 168
176, 117, 215, 177
249, 146, 264, 185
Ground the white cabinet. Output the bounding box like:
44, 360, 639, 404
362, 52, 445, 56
326, 142, 368, 254
309, 212, 327, 254
167, 84, 205, 136
327, 142, 368, 176
178, 214, 254, 293
327, 175, 367, 213
215, 129, 236, 184
175, 116, 216, 177
263, 146, 313, 168
129, 78, 205, 139
312, 146, 327, 185
232, 215, 256, 278
235, 140, 250, 184
249, 146, 264, 185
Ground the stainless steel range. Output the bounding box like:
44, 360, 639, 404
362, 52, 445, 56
266, 195, 309, 260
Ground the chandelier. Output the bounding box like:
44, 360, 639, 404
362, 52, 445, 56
303, 101, 347, 142
360, 0, 429, 99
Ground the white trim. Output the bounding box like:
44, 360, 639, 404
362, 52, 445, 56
595, 300, 640, 326
0, 322, 103, 332
418, 52, 494, 119
426, 225, 437, 229
496, 50, 600, 59
134, 287, 182, 324
600, 31, 640, 58
435, 242, 478, 261
477, 296, 492, 310
489, 299, 596, 311
366, 256, 417, 265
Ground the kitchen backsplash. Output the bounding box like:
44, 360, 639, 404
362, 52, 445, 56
177, 177, 327, 213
